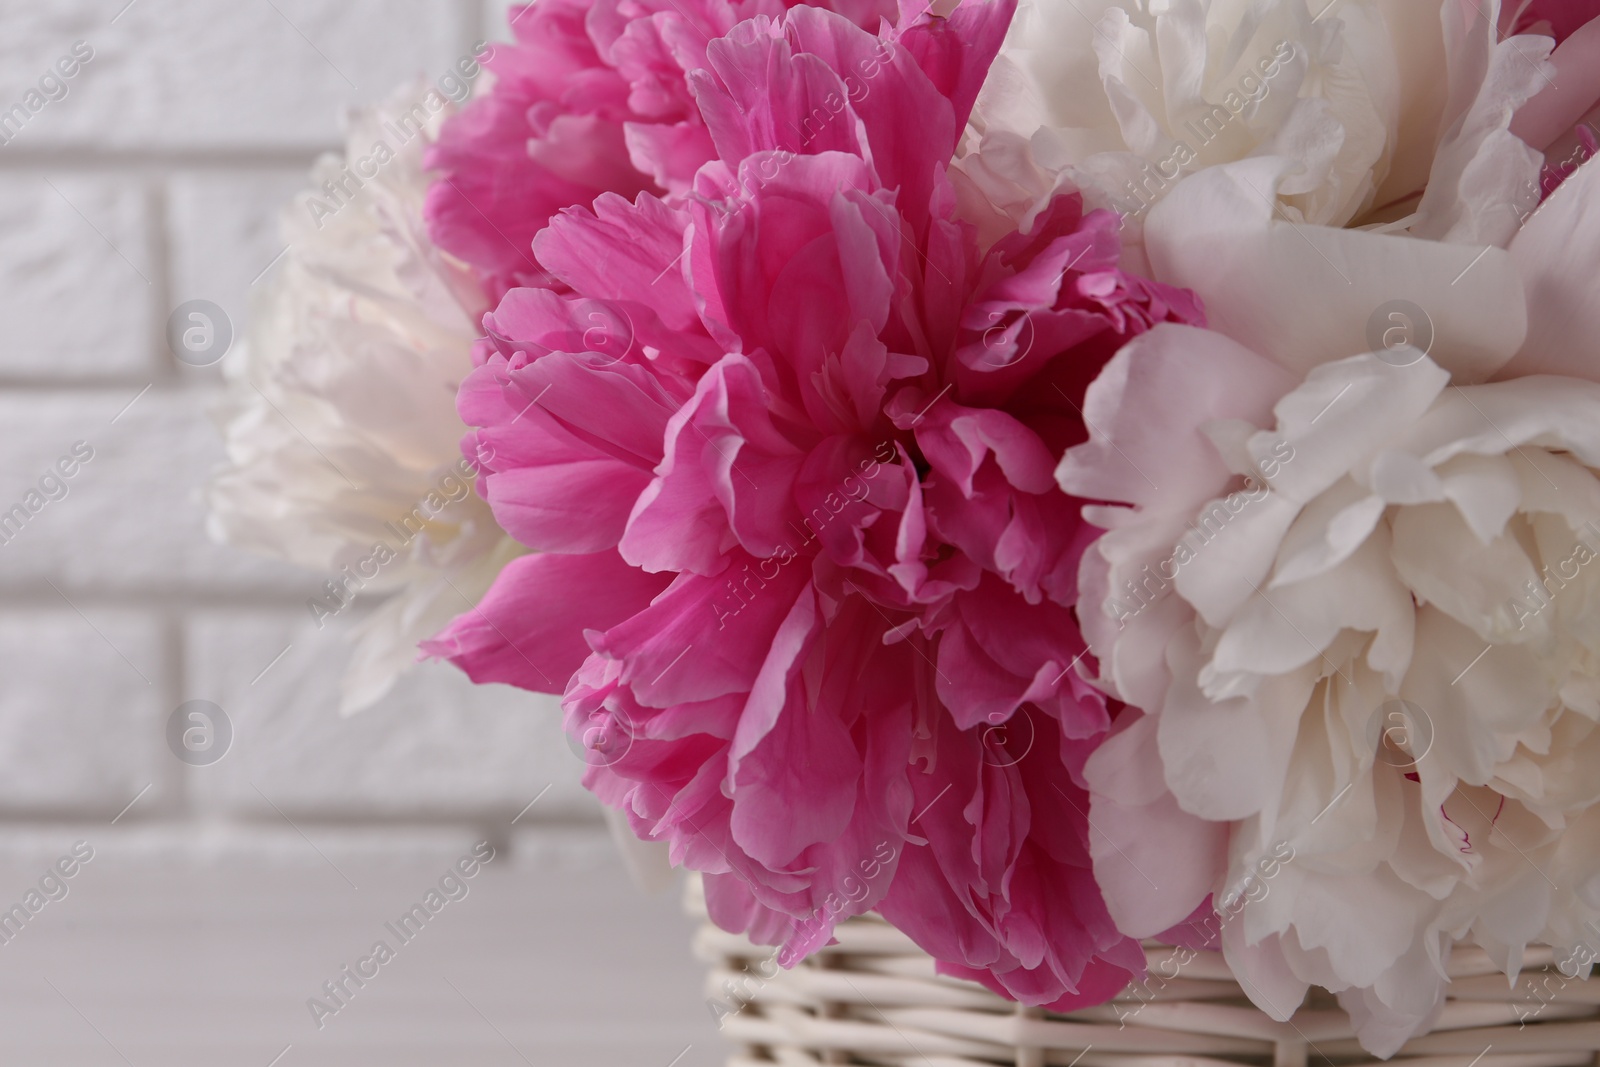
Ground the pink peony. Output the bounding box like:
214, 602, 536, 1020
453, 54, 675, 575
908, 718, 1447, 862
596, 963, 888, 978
424, 0, 895, 301
1510, 0, 1600, 41
425, 0, 1205, 1006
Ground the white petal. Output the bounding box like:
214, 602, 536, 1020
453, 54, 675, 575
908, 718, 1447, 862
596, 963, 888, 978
1221, 926, 1311, 1022
1336, 945, 1446, 1057
1200, 417, 1264, 477
1388, 769, 1469, 897
1391, 501, 1539, 641
1401, 607, 1552, 786
1145, 159, 1529, 382
1078, 517, 1195, 709
1412, 377, 1600, 472
1058, 323, 1296, 512
1270, 356, 1449, 506
1160, 630, 1310, 821
1174, 492, 1301, 627
1210, 532, 1411, 683
1268, 864, 1432, 989
1511, 448, 1600, 529
208, 82, 510, 713
1499, 156, 1600, 383
1085, 714, 1228, 937
1436, 452, 1523, 545
1270, 477, 1386, 587
1407, 17, 1550, 247
1366, 449, 1446, 506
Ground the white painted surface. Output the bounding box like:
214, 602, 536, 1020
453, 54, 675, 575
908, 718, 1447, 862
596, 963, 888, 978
0, 829, 720, 1065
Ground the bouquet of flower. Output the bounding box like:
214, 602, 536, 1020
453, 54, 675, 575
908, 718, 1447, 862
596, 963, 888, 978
213, 0, 1600, 1055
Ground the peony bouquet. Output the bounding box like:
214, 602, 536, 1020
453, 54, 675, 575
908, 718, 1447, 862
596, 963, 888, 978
213, 0, 1600, 1055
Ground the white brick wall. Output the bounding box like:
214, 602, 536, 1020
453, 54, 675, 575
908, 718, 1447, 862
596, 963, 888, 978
0, 2, 721, 1062
185, 612, 590, 820
0, 176, 153, 378
0, 0, 597, 836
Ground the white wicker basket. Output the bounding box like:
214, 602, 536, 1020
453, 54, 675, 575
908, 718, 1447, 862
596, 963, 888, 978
687, 879, 1600, 1067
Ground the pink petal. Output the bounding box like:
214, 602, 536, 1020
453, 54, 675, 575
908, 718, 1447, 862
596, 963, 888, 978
422, 551, 670, 693
729, 583, 863, 867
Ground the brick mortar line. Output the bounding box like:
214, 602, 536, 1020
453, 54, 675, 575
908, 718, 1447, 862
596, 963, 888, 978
0, 811, 604, 830
0, 147, 335, 171
0, 378, 225, 392
163, 610, 190, 819
147, 176, 178, 381
460, 0, 487, 61
0, 589, 326, 611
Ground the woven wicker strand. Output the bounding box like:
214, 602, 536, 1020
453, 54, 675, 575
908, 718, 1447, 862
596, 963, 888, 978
686, 879, 1600, 1067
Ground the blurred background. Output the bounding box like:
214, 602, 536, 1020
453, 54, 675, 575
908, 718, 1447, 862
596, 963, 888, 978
0, 2, 720, 1063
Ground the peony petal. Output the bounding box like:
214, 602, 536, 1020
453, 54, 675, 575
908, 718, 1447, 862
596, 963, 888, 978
1406, 20, 1549, 247
1270, 478, 1387, 588
1434, 452, 1524, 545
1499, 157, 1600, 383
1268, 356, 1450, 506
1208, 535, 1413, 688
1058, 322, 1296, 514
729, 582, 864, 868
1511, 15, 1600, 151
1084, 714, 1227, 937
592, 556, 814, 708
621, 354, 808, 574
1158, 629, 1310, 822
1220, 926, 1311, 1023
534, 191, 702, 333
703, 870, 803, 946
422, 550, 670, 693
1171, 492, 1301, 629
1144, 159, 1528, 383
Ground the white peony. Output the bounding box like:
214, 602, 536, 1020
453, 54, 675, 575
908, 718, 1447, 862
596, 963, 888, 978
209, 82, 523, 714
1058, 147, 1600, 1050
957, 0, 1553, 260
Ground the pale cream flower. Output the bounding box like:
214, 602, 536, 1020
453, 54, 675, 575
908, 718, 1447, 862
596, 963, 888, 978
957, 0, 1552, 262
209, 82, 523, 714
1059, 141, 1600, 1053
